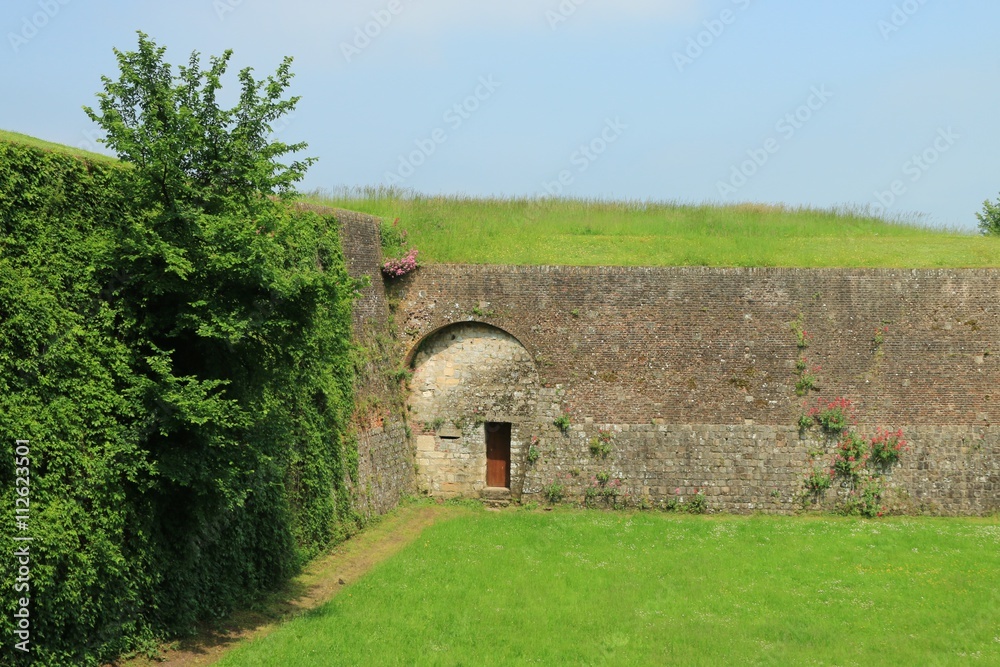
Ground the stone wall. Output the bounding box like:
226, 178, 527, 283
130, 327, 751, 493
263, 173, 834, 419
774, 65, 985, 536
390, 264, 1000, 514
519, 422, 998, 516
335, 210, 414, 518
354, 420, 412, 516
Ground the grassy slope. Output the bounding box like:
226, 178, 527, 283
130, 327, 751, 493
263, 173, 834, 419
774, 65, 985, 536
313, 189, 1000, 268
217, 509, 1000, 666
0, 128, 116, 163
4, 130, 996, 267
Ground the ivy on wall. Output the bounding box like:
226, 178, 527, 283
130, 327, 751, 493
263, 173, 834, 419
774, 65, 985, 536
0, 139, 361, 665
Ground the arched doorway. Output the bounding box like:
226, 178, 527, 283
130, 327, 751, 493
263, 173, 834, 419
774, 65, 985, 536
408, 322, 539, 499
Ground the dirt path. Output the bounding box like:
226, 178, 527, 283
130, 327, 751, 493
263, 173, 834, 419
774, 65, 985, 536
115, 502, 463, 667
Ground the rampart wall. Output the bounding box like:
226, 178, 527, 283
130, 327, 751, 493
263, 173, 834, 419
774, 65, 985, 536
336, 210, 414, 517
389, 264, 1000, 514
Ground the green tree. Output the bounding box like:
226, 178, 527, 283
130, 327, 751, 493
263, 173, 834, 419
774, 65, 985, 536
80, 32, 325, 521
84, 30, 314, 216
1, 33, 361, 666
976, 194, 1000, 235
35, 32, 353, 662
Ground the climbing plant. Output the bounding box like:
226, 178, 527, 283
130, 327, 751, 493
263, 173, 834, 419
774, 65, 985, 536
798, 397, 908, 517
0, 33, 362, 667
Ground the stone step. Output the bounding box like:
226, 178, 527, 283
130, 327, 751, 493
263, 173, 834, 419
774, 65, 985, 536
480, 486, 511, 508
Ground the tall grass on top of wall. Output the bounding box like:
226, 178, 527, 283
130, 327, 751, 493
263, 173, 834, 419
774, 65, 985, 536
309, 187, 1000, 268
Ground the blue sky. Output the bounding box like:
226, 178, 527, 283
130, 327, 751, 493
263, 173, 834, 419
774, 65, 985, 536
2, 0, 998, 230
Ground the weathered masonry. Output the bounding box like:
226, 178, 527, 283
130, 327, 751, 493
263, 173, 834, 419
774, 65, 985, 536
337, 210, 414, 517
339, 213, 1000, 515
408, 322, 538, 498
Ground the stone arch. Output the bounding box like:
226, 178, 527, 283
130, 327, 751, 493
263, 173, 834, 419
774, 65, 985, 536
408, 322, 540, 499
403, 321, 534, 368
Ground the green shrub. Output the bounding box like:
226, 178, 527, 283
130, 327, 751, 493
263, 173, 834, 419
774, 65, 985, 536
868, 428, 907, 468
543, 481, 565, 504
789, 314, 811, 348
794, 360, 819, 396
588, 429, 614, 458
553, 414, 571, 432
526, 445, 540, 465
810, 397, 853, 434
976, 194, 1000, 235
685, 491, 708, 514
0, 35, 363, 663
804, 468, 834, 492
797, 405, 907, 518
832, 432, 868, 480
840, 476, 886, 518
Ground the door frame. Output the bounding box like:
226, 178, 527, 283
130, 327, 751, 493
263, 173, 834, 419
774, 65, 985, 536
484, 421, 511, 488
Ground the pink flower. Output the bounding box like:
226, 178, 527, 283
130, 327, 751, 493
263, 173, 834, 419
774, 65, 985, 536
382, 248, 419, 278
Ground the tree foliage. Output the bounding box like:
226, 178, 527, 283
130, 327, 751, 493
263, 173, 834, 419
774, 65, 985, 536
84, 31, 314, 216
976, 194, 1000, 235
1, 34, 360, 666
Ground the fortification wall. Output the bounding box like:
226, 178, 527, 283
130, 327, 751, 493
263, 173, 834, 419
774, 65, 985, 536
336, 210, 414, 517
391, 264, 1000, 515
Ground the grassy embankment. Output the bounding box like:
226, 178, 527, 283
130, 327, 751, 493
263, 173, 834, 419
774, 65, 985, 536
4, 129, 997, 268
0, 128, 116, 163
311, 188, 1000, 268
218, 508, 1000, 666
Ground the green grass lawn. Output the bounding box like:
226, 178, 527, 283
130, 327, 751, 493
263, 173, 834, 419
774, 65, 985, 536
218, 508, 1000, 666
312, 188, 1000, 268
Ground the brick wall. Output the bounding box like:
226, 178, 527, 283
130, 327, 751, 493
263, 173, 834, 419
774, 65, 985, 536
389, 264, 1000, 514
335, 210, 414, 518
519, 422, 998, 516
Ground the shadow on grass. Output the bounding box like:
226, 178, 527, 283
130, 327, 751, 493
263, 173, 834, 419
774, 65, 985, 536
112, 500, 464, 667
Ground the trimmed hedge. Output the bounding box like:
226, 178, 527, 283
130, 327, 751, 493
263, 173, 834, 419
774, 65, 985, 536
0, 139, 361, 665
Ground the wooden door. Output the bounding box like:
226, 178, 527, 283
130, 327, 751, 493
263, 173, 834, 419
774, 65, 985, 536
485, 422, 511, 488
